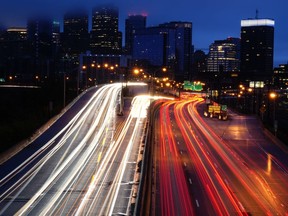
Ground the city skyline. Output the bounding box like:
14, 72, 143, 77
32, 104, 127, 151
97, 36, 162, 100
0, 0, 287, 66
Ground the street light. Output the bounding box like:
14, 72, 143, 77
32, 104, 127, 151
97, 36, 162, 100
81, 65, 88, 89
63, 72, 66, 108
269, 92, 277, 136
152, 67, 167, 95
133, 68, 140, 75
91, 63, 98, 86
132, 67, 167, 94
62, 54, 70, 108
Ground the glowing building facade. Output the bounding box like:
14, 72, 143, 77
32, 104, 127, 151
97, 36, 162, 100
90, 5, 122, 55
207, 37, 240, 73
240, 19, 275, 82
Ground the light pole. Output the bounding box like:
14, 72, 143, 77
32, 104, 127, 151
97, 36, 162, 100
81, 65, 87, 89
269, 92, 277, 136
152, 67, 166, 96
63, 71, 66, 108
62, 54, 70, 108
77, 65, 80, 95
132, 66, 167, 95
91, 63, 95, 86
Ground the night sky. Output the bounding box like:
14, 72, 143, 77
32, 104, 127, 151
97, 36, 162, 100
0, 0, 287, 66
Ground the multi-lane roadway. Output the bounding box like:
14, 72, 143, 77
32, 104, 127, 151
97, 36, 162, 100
1, 86, 288, 216
152, 96, 288, 215
0, 83, 149, 215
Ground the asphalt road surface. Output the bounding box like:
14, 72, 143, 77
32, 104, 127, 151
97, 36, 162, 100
0, 83, 148, 215
153, 96, 288, 215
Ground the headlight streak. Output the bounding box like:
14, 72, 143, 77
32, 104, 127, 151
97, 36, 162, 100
1, 83, 172, 215
36, 84, 122, 215
70, 95, 124, 214
52, 87, 155, 215
1, 83, 121, 215
0, 85, 108, 189
56, 87, 121, 215
2, 109, 95, 209
107, 96, 150, 215
74, 95, 132, 215
76, 95, 159, 215
99, 111, 140, 215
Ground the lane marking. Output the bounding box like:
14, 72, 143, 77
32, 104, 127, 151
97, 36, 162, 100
196, 199, 200, 207
238, 201, 245, 211
97, 152, 102, 163
102, 137, 106, 146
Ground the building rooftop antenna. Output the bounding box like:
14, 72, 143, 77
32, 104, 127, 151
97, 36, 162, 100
255, 9, 259, 19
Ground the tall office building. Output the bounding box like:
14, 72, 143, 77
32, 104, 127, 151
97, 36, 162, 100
192, 50, 207, 79
207, 37, 240, 73
159, 22, 192, 81
27, 18, 61, 79
125, 15, 146, 54
132, 21, 192, 81
0, 27, 29, 81
52, 21, 60, 52
27, 18, 54, 59
4, 27, 28, 57
133, 27, 167, 67
90, 5, 122, 55
63, 9, 89, 56
240, 18, 275, 82
273, 64, 288, 89
4, 27, 27, 41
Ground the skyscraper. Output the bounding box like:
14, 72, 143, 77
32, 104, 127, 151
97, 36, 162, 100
240, 18, 275, 82
273, 64, 288, 89
159, 22, 192, 81
52, 21, 60, 47
125, 15, 146, 54
27, 17, 55, 79
0, 27, 29, 81
63, 9, 89, 56
4, 27, 27, 41
192, 50, 207, 79
90, 5, 122, 55
207, 37, 240, 73
27, 18, 54, 59
133, 27, 168, 72
132, 21, 192, 81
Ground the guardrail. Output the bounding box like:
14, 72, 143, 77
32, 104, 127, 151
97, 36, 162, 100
133, 100, 163, 215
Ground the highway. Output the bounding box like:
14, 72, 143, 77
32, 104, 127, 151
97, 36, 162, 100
153, 96, 288, 215
0, 83, 148, 215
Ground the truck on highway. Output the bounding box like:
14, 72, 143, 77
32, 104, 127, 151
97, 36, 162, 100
204, 102, 228, 120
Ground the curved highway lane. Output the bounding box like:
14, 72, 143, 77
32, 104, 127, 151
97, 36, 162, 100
153, 96, 288, 215
0, 83, 148, 215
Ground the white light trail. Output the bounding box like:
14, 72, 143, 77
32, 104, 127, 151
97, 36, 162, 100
1, 82, 173, 215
